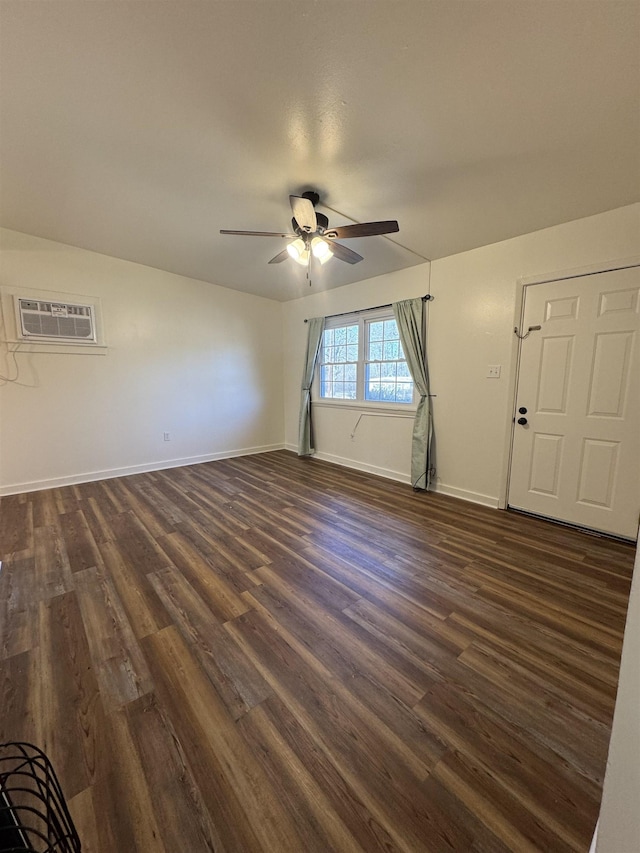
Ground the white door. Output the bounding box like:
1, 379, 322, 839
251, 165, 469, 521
508, 266, 640, 540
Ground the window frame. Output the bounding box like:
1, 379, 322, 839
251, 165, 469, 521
315, 308, 417, 411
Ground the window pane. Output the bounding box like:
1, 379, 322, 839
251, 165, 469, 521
383, 340, 399, 360
346, 344, 358, 361
369, 321, 384, 341
367, 388, 380, 401
345, 363, 357, 381
334, 327, 347, 345
384, 319, 398, 338
320, 365, 330, 397
335, 345, 346, 362
347, 325, 358, 344
369, 342, 383, 361
345, 381, 357, 399
366, 382, 381, 401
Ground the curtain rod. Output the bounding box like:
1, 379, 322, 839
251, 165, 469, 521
304, 294, 433, 323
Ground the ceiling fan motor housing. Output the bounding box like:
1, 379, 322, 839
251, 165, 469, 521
292, 211, 329, 236
301, 190, 320, 207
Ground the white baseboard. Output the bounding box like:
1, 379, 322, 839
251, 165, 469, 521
285, 444, 502, 508
432, 482, 500, 508
285, 444, 411, 485
288, 445, 414, 485
0, 443, 285, 496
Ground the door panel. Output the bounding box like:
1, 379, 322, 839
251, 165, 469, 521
588, 332, 634, 417
536, 336, 573, 413
509, 266, 640, 539
529, 433, 563, 496
576, 439, 618, 508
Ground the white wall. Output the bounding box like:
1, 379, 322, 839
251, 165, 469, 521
284, 204, 640, 505
0, 229, 284, 494
429, 203, 640, 505
596, 545, 640, 853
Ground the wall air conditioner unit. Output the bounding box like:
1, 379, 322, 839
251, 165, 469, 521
15, 298, 98, 343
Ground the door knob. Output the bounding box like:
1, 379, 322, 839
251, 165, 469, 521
517, 417, 528, 426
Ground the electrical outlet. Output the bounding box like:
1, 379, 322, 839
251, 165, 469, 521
487, 365, 501, 379
163, 432, 171, 441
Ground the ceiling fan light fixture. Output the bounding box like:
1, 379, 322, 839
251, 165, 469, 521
286, 238, 306, 262
287, 237, 310, 266
311, 236, 333, 264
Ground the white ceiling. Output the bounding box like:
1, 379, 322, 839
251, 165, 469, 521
1, 1, 638, 302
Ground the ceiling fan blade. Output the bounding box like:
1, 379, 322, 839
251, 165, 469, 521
326, 240, 363, 265
268, 248, 291, 264
289, 195, 317, 233
220, 229, 297, 237
325, 220, 399, 239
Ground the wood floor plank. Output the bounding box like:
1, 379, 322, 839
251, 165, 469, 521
33, 522, 74, 597
36, 591, 105, 799
245, 578, 445, 768
124, 692, 220, 852
175, 518, 266, 592
0, 650, 39, 744
248, 564, 431, 707
149, 565, 272, 719
73, 565, 154, 708
59, 509, 102, 572
87, 706, 167, 853
0, 554, 38, 658
96, 537, 172, 639
257, 693, 403, 851
226, 608, 472, 852
142, 624, 305, 852
0, 494, 32, 554
238, 702, 366, 853
0, 449, 634, 852
158, 529, 252, 622
106, 509, 175, 574
416, 681, 599, 851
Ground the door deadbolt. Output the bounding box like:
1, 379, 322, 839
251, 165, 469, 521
518, 407, 527, 415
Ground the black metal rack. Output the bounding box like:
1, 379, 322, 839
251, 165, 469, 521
0, 743, 81, 852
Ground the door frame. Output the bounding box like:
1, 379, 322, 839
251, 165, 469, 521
499, 255, 640, 511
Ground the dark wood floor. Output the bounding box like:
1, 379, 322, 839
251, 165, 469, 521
0, 451, 635, 852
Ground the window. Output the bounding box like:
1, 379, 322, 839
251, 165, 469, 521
365, 318, 413, 403
319, 311, 414, 405
319, 323, 359, 399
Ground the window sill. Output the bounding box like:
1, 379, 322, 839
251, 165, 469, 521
312, 400, 417, 417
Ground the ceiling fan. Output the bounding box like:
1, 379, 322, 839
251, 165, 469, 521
220, 191, 399, 269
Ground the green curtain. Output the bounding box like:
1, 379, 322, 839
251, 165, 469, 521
393, 298, 433, 490
298, 316, 325, 456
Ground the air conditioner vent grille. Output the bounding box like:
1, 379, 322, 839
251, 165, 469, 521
17, 299, 97, 342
